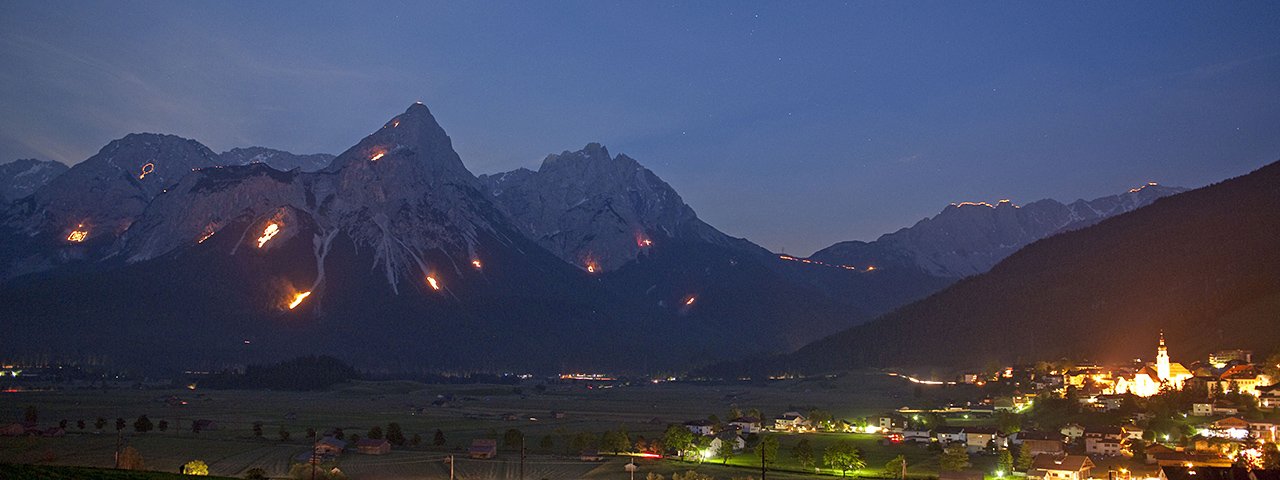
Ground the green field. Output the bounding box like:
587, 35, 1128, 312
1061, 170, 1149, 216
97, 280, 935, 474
0, 373, 994, 479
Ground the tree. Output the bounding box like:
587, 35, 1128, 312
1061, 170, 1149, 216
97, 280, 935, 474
94, 417, 106, 431
59, 419, 67, 429
996, 412, 1022, 433
571, 431, 598, 453
245, 467, 269, 479
717, 437, 736, 465
368, 425, 384, 440
503, 428, 524, 449
996, 448, 1014, 476
663, 425, 695, 458
252, 421, 263, 437
822, 440, 865, 477
23, 405, 37, 423
808, 410, 833, 431
333, 428, 345, 440
386, 423, 406, 446
115, 417, 126, 431
410, 433, 422, 446
602, 429, 632, 453
540, 435, 554, 451
1262, 442, 1280, 469
747, 408, 763, 420
791, 438, 815, 470
306, 427, 317, 440
279, 425, 291, 441
77, 419, 85, 430
940, 444, 971, 472
350, 434, 361, 444
118, 446, 144, 470
433, 429, 446, 446
183, 459, 210, 476
755, 434, 780, 468
1016, 445, 1035, 471
158, 420, 169, 432
885, 455, 907, 479
134, 415, 153, 433
728, 407, 743, 420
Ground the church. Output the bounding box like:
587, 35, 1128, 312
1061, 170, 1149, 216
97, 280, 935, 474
1114, 332, 1194, 397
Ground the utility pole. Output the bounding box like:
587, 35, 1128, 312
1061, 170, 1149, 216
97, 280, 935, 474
520, 434, 526, 480
114, 429, 122, 469
760, 440, 766, 480
902, 457, 907, 480
449, 455, 455, 480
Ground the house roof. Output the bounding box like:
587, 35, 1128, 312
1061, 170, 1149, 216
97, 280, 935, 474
316, 437, 347, 449
965, 427, 999, 435
1160, 466, 1280, 480
1169, 363, 1193, 377
1030, 454, 1094, 472
729, 417, 760, 424
1221, 365, 1259, 380
935, 426, 965, 434
356, 439, 389, 447
1018, 431, 1063, 441
684, 419, 714, 427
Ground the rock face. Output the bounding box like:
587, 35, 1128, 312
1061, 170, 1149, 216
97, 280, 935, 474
480, 143, 762, 271
810, 184, 1187, 278
219, 147, 334, 172
0, 159, 67, 203
0, 134, 225, 278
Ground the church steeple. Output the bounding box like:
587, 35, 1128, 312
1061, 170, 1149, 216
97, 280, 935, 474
1156, 331, 1171, 382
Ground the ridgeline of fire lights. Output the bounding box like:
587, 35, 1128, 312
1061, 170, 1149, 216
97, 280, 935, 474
778, 254, 877, 272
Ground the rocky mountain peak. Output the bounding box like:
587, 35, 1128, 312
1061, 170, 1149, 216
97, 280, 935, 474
0, 158, 68, 203
324, 103, 476, 187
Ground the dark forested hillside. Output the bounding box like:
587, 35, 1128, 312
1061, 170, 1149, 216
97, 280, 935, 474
764, 160, 1280, 374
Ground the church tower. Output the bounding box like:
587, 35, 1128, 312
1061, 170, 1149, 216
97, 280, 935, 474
1156, 331, 1171, 382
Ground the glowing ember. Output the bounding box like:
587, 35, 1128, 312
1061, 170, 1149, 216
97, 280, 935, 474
138, 162, 155, 179
426, 276, 441, 291
866, 265, 877, 272
66, 224, 88, 243
637, 236, 653, 247
471, 259, 483, 269
370, 151, 386, 162
684, 295, 697, 306
256, 223, 280, 248
585, 262, 597, 273
392, 119, 400, 127
196, 229, 215, 244
287, 291, 311, 309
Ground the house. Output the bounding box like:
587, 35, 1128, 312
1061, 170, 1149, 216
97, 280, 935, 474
902, 427, 932, 443
935, 426, 966, 445
1095, 394, 1128, 412
1059, 423, 1085, 442
0, 423, 25, 436
1017, 431, 1065, 456
876, 413, 907, 432
1084, 427, 1123, 456
192, 419, 218, 432
1122, 424, 1145, 441
772, 412, 809, 432
1192, 403, 1215, 416
1144, 443, 1177, 464
1218, 365, 1271, 396
1158, 465, 1280, 480
728, 417, 761, 434
1194, 401, 1241, 416
470, 439, 498, 459
355, 438, 391, 455
1258, 384, 1280, 409
1028, 454, 1094, 480
1202, 416, 1251, 439
1249, 420, 1280, 443
314, 437, 347, 456
683, 420, 714, 436
964, 427, 1001, 453
708, 434, 746, 455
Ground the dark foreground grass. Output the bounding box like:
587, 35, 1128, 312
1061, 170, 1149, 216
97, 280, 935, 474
0, 463, 239, 479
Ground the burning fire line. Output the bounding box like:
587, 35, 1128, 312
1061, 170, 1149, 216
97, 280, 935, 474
66, 224, 89, 243
426, 275, 441, 291
287, 291, 311, 310
778, 254, 877, 272
138, 162, 155, 180
471, 259, 482, 269
370, 151, 386, 162
684, 295, 697, 306
256, 223, 280, 248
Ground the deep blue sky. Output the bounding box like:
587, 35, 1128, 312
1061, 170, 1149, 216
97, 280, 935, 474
2, 2, 1278, 255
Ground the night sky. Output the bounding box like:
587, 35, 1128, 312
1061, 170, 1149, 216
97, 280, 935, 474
1, 2, 1277, 255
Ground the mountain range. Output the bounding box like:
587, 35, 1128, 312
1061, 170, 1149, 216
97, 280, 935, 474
735, 159, 1280, 376
0, 103, 1207, 374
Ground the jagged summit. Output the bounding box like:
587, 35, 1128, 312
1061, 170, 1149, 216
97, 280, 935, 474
219, 147, 334, 172
324, 103, 476, 185
480, 143, 755, 271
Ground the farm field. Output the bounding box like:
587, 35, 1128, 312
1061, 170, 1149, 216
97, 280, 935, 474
0, 372, 992, 479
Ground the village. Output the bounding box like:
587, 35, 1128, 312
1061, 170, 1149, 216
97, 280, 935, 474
3, 333, 1280, 480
